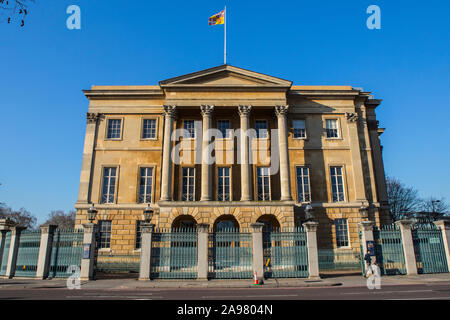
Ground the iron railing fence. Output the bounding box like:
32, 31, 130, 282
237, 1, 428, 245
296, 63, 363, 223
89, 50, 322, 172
263, 227, 309, 278
49, 228, 84, 278
14, 229, 41, 277
209, 228, 253, 279
318, 249, 362, 272
373, 224, 407, 275
412, 224, 449, 274
96, 254, 140, 274
151, 228, 198, 279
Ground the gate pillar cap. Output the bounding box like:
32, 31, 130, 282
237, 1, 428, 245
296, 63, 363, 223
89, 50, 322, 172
250, 223, 264, 232
197, 224, 209, 233
0, 218, 16, 231
358, 221, 375, 231
40, 224, 58, 234
435, 219, 450, 229
11, 226, 27, 234
141, 223, 155, 233
82, 223, 97, 233
395, 219, 414, 228
302, 221, 319, 232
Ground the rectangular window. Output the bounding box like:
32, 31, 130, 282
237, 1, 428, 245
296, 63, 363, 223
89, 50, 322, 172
101, 167, 117, 204
255, 120, 268, 139
257, 167, 271, 201
182, 167, 195, 201
296, 167, 311, 203
139, 167, 153, 203
135, 220, 143, 249
335, 218, 349, 247
326, 119, 339, 138
293, 120, 306, 139
98, 220, 112, 249
142, 119, 156, 139
107, 119, 122, 139
217, 120, 231, 139
183, 120, 195, 139
330, 166, 345, 202
217, 167, 231, 201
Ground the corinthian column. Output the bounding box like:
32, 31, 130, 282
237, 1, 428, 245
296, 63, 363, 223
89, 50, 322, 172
160, 105, 177, 201
200, 105, 214, 201
275, 105, 293, 201
238, 105, 253, 201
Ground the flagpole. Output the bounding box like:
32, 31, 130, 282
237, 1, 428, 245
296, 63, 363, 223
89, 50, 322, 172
224, 6, 227, 65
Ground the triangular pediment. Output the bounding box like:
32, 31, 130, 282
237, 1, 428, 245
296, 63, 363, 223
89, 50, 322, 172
159, 65, 292, 88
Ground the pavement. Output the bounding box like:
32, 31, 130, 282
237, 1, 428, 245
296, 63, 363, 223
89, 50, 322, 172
1, 272, 450, 290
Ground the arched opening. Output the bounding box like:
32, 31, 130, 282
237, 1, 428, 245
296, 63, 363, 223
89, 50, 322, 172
213, 215, 239, 231
171, 215, 197, 229
257, 214, 281, 232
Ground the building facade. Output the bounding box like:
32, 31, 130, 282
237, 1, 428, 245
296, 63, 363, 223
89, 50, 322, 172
74, 65, 391, 255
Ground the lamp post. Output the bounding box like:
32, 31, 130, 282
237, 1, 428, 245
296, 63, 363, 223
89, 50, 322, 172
305, 203, 315, 222
143, 204, 154, 224
87, 204, 98, 223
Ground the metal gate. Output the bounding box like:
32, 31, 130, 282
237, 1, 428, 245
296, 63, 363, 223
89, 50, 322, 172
0, 232, 11, 276
49, 228, 84, 278
412, 224, 449, 274
14, 229, 41, 277
264, 227, 309, 278
209, 228, 253, 279
318, 249, 362, 272
373, 224, 407, 275
151, 228, 197, 279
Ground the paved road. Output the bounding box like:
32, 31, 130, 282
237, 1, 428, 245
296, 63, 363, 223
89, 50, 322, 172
1, 283, 450, 300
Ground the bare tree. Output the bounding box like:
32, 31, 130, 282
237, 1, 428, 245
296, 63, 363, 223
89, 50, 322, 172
0, 203, 37, 229
0, 0, 35, 26
416, 197, 450, 222
386, 176, 422, 221
40, 210, 76, 228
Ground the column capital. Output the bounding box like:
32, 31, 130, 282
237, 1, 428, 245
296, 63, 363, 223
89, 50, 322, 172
345, 112, 359, 123
303, 221, 319, 232
395, 219, 414, 229
238, 105, 252, 117
200, 105, 215, 117
86, 112, 101, 124
275, 105, 289, 117
358, 221, 375, 232
40, 225, 57, 234
197, 224, 210, 233
163, 105, 177, 119
11, 226, 27, 235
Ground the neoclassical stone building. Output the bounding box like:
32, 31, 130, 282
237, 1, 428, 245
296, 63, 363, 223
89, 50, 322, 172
74, 65, 391, 254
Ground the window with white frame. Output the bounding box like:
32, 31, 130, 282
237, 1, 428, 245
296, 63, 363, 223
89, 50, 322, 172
296, 166, 311, 202
107, 119, 122, 139
335, 218, 349, 247
293, 120, 306, 139
182, 167, 195, 201
257, 167, 271, 201
217, 120, 231, 139
183, 120, 195, 139
330, 166, 345, 202
326, 119, 339, 138
101, 167, 117, 204
138, 167, 153, 203
217, 167, 231, 201
98, 220, 112, 249
142, 119, 156, 139
255, 120, 268, 139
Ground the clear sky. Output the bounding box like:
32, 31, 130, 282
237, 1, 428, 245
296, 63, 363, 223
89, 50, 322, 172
1, 0, 449, 225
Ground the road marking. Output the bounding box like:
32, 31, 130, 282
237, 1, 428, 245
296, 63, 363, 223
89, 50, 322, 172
201, 294, 298, 298
341, 290, 433, 295
389, 297, 450, 300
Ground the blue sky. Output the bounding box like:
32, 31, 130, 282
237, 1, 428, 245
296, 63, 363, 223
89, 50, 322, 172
1, 0, 449, 224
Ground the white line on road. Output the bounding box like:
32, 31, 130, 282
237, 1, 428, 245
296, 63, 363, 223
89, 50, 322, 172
341, 290, 433, 295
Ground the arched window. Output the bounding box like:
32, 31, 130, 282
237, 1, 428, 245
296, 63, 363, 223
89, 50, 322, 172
171, 215, 197, 229
213, 215, 239, 231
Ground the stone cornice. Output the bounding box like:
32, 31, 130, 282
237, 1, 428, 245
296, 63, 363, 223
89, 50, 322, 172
83, 89, 164, 100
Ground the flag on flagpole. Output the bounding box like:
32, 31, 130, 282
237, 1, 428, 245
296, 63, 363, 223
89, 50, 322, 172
208, 10, 225, 25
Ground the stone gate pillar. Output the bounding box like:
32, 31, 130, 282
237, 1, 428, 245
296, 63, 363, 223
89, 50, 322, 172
434, 220, 450, 272
303, 221, 320, 279
395, 220, 418, 275
5, 226, 26, 279
36, 225, 57, 279
251, 223, 265, 282
80, 223, 97, 281
139, 223, 154, 281
197, 224, 209, 281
